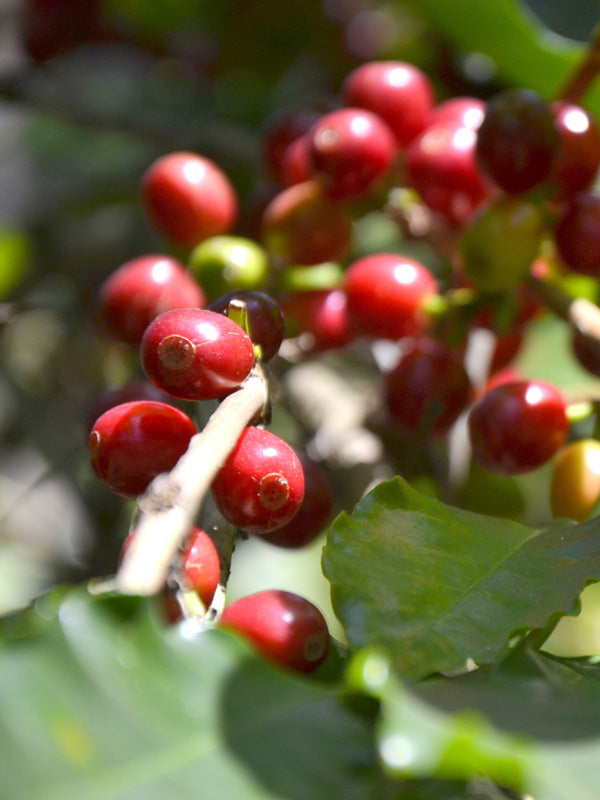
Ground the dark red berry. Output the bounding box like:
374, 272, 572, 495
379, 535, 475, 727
211, 427, 304, 533
83, 380, 174, 435
384, 337, 473, 434
344, 253, 437, 341
476, 88, 559, 194
140, 152, 238, 249
406, 123, 491, 226
549, 101, 600, 196
98, 254, 205, 346
261, 107, 322, 184
554, 192, 600, 276
220, 589, 330, 673
281, 134, 312, 186
571, 328, 600, 377
342, 60, 435, 148
140, 308, 255, 401
261, 454, 335, 548
279, 288, 353, 353
468, 379, 568, 475
261, 180, 353, 265
209, 290, 284, 362
89, 401, 197, 497
306, 108, 397, 201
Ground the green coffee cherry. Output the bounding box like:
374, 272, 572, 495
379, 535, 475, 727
460, 197, 545, 292
188, 235, 269, 301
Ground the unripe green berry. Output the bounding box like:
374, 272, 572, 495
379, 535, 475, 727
188, 235, 269, 301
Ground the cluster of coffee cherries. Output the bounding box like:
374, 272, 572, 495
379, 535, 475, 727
88, 56, 600, 670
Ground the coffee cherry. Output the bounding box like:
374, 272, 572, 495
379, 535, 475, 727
306, 108, 396, 201
220, 589, 330, 673
260, 107, 321, 184
343, 253, 437, 341
261, 180, 353, 266
188, 235, 269, 301
97, 254, 206, 346
427, 96, 486, 131
281, 134, 312, 186
178, 526, 221, 606
550, 439, 600, 522
476, 88, 559, 193
468, 379, 568, 475
209, 290, 285, 362
279, 288, 353, 353
460, 196, 545, 291
140, 152, 238, 249
549, 101, 600, 196
342, 60, 435, 148
140, 308, 255, 401
405, 123, 491, 226
261, 453, 335, 548
89, 401, 197, 497
211, 426, 304, 533
384, 337, 473, 434
554, 192, 600, 276
83, 380, 174, 435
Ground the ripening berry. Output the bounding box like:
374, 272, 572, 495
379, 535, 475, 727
220, 589, 330, 673
140, 152, 238, 248
211, 427, 304, 533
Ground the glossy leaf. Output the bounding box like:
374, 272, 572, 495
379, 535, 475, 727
0, 587, 377, 800
347, 648, 535, 792
404, 0, 599, 110
322, 477, 600, 680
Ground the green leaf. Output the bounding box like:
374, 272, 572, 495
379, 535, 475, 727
0, 587, 378, 800
322, 477, 600, 680
417, 643, 600, 800
347, 648, 535, 792
405, 0, 598, 107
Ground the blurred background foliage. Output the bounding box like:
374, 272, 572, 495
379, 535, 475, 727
0, 0, 599, 631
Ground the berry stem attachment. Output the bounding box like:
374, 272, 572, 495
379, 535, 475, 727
114, 368, 269, 597
557, 22, 600, 104
527, 275, 600, 342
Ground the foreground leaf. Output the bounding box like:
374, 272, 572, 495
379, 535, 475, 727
0, 587, 377, 800
347, 648, 535, 793
323, 477, 600, 680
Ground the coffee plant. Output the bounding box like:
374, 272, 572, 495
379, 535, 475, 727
5, 2, 600, 799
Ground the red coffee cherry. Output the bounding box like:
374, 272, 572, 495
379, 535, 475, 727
83, 380, 174, 435
342, 60, 435, 148
140, 308, 255, 401
343, 253, 438, 341
209, 290, 284, 362
261, 180, 353, 266
405, 123, 491, 226
468, 379, 568, 475
140, 152, 238, 249
211, 426, 304, 533
98, 254, 206, 346
121, 525, 220, 612
384, 337, 473, 435
89, 401, 197, 497
554, 192, 600, 276
220, 589, 330, 673
306, 108, 397, 201
281, 134, 312, 186
279, 288, 353, 353
261, 453, 335, 548
549, 101, 600, 196
427, 96, 486, 131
